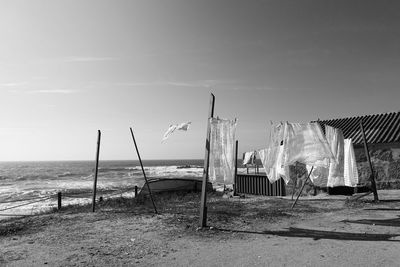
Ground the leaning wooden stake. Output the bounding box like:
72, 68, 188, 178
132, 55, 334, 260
199, 93, 215, 228
291, 166, 314, 209
130, 127, 158, 214
359, 120, 379, 202
92, 130, 101, 212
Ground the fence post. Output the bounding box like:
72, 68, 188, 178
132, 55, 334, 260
234, 140, 238, 196
134, 185, 138, 198
199, 93, 215, 228
57, 192, 62, 211
92, 130, 101, 212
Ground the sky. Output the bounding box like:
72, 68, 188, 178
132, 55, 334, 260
1, 0, 400, 161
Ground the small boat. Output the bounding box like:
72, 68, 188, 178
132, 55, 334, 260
138, 178, 213, 196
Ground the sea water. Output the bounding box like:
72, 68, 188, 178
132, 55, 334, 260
0, 159, 207, 218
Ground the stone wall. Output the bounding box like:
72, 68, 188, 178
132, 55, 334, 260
354, 143, 400, 189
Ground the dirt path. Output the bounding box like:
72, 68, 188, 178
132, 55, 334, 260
1, 190, 399, 266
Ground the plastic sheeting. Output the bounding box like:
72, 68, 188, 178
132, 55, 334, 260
344, 138, 359, 187
161, 122, 192, 142
282, 122, 335, 167
209, 118, 237, 185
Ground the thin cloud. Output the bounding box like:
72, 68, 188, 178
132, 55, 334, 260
0, 82, 27, 87
29, 89, 78, 94
63, 56, 118, 62
114, 79, 237, 88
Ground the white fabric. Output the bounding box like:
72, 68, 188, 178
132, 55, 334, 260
344, 138, 359, 187
243, 151, 256, 165
161, 122, 191, 142
209, 118, 237, 185
326, 126, 345, 187
306, 165, 329, 186
259, 146, 290, 184
282, 122, 335, 167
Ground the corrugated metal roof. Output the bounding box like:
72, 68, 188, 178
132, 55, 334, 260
315, 111, 400, 145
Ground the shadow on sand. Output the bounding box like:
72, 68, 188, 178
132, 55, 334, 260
342, 215, 400, 227
214, 227, 400, 242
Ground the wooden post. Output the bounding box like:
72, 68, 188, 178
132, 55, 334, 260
291, 166, 313, 209
57, 192, 62, 211
134, 185, 138, 198
199, 93, 215, 228
291, 162, 298, 200
233, 140, 238, 196
359, 120, 379, 201
130, 127, 158, 214
92, 130, 101, 212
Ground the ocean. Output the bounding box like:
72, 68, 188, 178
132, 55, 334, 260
0, 159, 209, 218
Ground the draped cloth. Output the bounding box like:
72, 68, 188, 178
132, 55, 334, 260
263, 121, 335, 185
162, 122, 192, 142
344, 138, 359, 187
326, 125, 345, 187
306, 127, 359, 188
243, 151, 256, 165
259, 146, 290, 184
209, 118, 237, 185
282, 122, 335, 168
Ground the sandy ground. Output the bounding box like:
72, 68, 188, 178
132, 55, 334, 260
1, 190, 400, 266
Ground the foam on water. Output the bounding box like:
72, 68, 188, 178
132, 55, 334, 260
0, 160, 253, 219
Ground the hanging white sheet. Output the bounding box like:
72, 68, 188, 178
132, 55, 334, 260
161, 122, 191, 142
282, 122, 335, 167
243, 151, 256, 165
306, 165, 329, 187
259, 146, 290, 184
209, 118, 237, 185
326, 125, 345, 187
344, 138, 359, 187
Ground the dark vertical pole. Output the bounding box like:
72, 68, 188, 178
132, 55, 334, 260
291, 166, 313, 209
234, 140, 239, 196
359, 120, 379, 201
134, 185, 138, 198
291, 163, 298, 200
92, 130, 101, 212
57, 192, 62, 211
130, 127, 158, 214
200, 93, 215, 228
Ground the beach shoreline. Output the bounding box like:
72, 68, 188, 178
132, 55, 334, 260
1, 190, 400, 266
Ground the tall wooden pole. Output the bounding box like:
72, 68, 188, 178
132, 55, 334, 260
130, 127, 158, 214
359, 120, 379, 201
199, 93, 215, 228
92, 130, 101, 212
233, 140, 239, 196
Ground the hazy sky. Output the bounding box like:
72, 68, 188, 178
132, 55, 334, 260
1, 0, 400, 161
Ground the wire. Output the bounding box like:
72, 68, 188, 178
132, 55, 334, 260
0, 195, 53, 204
0, 196, 52, 212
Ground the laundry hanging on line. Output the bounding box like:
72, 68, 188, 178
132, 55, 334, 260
282, 122, 336, 168
261, 121, 335, 185
161, 122, 192, 142
326, 125, 345, 187
258, 146, 290, 184
343, 138, 359, 187
259, 122, 290, 184
306, 126, 359, 188
243, 151, 257, 165
208, 117, 237, 185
